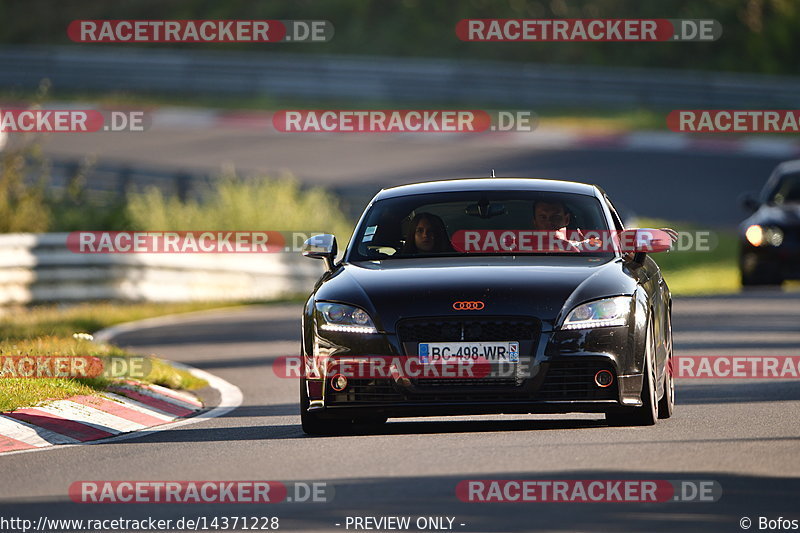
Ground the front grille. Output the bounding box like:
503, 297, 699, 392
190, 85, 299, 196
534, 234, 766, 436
397, 316, 539, 343
326, 378, 522, 404
414, 378, 516, 387
538, 360, 617, 400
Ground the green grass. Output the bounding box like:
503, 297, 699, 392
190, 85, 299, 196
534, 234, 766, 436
0, 335, 207, 412
537, 108, 664, 132
126, 175, 354, 245
631, 217, 739, 296
0, 301, 286, 412
658, 263, 739, 296
0, 379, 97, 414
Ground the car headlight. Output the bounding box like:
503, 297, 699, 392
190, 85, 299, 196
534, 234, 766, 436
315, 302, 378, 334
562, 296, 631, 330
745, 224, 783, 247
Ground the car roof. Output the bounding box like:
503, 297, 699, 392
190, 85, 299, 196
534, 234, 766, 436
374, 178, 599, 201
775, 159, 800, 175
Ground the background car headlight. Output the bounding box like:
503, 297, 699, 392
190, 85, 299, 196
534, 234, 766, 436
315, 302, 378, 334
562, 296, 631, 330
746, 224, 784, 247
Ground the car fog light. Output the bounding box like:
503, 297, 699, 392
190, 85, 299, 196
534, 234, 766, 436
594, 370, 614, 388
331, 374, 348, 391
765, 227, 784, 246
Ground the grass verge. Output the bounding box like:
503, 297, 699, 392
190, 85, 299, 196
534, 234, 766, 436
0, 301, 278, 412
0, 336, 207, 412
632, 218, 739, 296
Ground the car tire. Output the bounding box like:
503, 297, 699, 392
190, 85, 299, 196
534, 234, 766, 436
300, 377, 349, 436
657, 313, 675, 419
606, 317, 658, 427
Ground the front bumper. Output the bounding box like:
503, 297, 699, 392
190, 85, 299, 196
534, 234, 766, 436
740, 238, 800, 280
304, 319, 646, 418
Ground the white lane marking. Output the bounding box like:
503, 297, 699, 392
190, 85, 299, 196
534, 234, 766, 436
740, 138, 800, 157
625, 132, 690, 151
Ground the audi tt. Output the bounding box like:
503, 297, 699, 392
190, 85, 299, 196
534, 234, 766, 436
299, 178, 674, 434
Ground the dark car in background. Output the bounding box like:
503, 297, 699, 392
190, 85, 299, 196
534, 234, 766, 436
739, 160, 800, 286
299, 178, 674, 435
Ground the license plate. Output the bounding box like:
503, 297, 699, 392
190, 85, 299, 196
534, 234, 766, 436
418, 342, 519, 364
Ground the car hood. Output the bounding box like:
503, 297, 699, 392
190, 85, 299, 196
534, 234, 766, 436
742, 204, 800, 229
314, 256, 639, 332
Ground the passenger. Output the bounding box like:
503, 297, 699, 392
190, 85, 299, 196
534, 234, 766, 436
402, 212, 452, 254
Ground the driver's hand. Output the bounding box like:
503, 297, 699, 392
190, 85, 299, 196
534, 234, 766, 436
660, 228, 679, 243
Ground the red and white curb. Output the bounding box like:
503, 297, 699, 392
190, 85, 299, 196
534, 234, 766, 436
0, 311, 244, 457
0, 381, 202, 454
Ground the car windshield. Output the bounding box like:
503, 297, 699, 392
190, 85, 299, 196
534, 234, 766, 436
348, 190, 614, 261
766, 172, 800, 205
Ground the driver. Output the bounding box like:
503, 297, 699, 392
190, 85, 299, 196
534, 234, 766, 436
532, 200, 574, 236
532, 200, 596, 252
533, 200, 677, 254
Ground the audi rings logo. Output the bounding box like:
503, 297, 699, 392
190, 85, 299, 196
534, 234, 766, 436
453, 301, 485, 310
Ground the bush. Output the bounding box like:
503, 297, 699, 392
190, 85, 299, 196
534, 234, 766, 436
0, 146, 50, 232
126, 173, 353, 242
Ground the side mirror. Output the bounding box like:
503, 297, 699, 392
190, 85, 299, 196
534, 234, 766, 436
740, 192, 760, 212
619, 228, 674, 268
302, 234, 337, 271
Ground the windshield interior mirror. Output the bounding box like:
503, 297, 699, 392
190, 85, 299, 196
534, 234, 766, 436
465, 200, 507, 218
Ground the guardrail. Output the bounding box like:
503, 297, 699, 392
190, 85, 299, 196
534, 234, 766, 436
0, 46, 799, 108
0, 233, 323, 305
42, 158, 213, 202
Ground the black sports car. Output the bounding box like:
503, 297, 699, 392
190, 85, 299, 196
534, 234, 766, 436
739, 159, 800, 286
299, 178, 674, 434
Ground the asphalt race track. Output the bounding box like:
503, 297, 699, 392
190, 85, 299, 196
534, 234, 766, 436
1, 291, 799, 532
